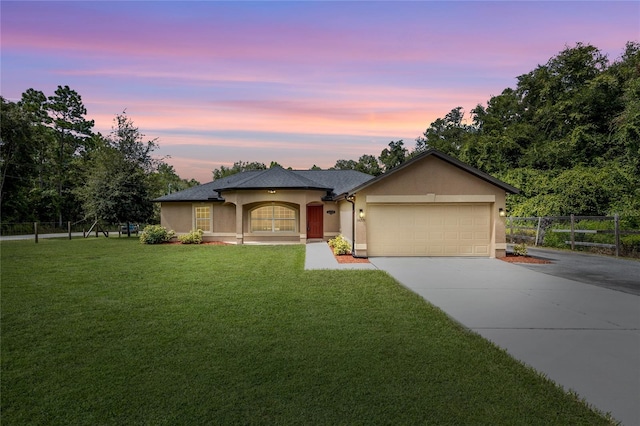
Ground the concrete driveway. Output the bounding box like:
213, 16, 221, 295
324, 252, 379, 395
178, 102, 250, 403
369, 256, 640, 425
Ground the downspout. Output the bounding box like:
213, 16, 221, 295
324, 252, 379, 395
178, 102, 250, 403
345, 195, 357, 258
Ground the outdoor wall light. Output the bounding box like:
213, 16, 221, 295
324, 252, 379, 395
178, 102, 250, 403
499, 208, 506, 217
268, 189, 276, 194
359, 209, 365, 219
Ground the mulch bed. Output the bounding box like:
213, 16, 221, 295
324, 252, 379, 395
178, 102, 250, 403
165, 241, 230, 245
334, 254, 370, 264
498, 254, 551, 264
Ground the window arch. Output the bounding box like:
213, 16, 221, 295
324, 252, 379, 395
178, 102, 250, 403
250, 204, 297, 232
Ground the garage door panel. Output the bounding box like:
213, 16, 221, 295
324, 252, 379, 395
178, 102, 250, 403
368, 204, 491, 257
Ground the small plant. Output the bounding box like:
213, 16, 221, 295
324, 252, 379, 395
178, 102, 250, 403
513, 243, 528, 256
178, 229, 203, 244
139, 225, 175, 244
328, 234, 351, 255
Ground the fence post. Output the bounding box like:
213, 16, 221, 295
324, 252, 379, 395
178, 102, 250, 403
509, 216, 514, 244
535, 217, 542, 246
570, 214, 575, 250
68, 221, 72, 240
34, 222, 38, 244
614, 214, 620, 257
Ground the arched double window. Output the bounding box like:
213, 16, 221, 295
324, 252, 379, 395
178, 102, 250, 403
250, 204, 297, 232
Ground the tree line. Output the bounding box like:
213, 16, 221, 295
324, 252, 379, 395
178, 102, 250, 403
1, 86, 198, 226
3, 42, 637, 225
220, 42, 637, 218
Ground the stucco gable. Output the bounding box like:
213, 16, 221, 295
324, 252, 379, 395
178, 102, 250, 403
346, 149, 519, 196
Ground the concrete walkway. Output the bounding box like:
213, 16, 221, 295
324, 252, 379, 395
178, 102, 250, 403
304, 244, 640, 425
304, 242, 376, 270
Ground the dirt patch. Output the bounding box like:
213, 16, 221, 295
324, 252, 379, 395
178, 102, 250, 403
499, 254, 552, 264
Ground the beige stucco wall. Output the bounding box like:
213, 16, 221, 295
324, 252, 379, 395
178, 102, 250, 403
338, 200, 354, 248
160, 202, 237, 243
160, 203, 192, 234
161, 189, 337, 244
323, 201, 341, 239
352, 156, 508, 258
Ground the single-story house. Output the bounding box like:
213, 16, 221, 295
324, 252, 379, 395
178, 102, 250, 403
154, 149, 519, 258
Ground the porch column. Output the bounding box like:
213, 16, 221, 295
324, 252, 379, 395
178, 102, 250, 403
299, 204, 307, 244
235, 203, 244, 245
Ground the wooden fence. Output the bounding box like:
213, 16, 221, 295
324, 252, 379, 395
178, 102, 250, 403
507, 215, 640, 257
1, 221, 141, 242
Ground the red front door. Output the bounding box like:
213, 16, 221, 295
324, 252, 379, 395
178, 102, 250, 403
307, 205, 323, 239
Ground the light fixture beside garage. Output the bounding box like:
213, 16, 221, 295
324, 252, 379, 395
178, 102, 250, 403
268, 189, 276, 194
359, 209, 365, 220
499, 208, 506, 217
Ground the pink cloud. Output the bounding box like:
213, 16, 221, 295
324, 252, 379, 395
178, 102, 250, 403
3, 0, 637, 184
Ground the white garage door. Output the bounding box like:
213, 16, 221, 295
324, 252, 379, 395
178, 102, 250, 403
367, 204, 491, 256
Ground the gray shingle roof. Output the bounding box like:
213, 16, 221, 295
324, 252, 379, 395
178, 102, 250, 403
153, 167, 374, 202
214, 167, 332, 191
153, 150, 518, 203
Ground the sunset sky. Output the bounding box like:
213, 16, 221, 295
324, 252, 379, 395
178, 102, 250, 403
2, 1, 638, 183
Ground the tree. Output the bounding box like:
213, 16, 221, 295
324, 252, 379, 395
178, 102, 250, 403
18, 89, 55, 198
0, 98, 36, 222
355, 154, 382, 176
212, 161, 267, 180
148, 162, 199, 197
46, 85, 95, 224
415, 107, 470, 156
610, 42, 640, 173
379, 140, 407, 171
76, 113, 156, 225
516, 43, 609, 141
331, 159, 357, 170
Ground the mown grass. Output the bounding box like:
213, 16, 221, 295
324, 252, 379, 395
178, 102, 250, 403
1, 238, 611, 425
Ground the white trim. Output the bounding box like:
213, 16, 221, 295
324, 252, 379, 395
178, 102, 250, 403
366, 194, 495, 203
355, 243, 367, 250
495, 243, 507, 250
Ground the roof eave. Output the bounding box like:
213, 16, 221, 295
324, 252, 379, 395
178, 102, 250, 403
216, 186, 332, 193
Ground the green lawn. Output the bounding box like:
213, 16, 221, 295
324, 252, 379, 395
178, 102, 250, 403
1, 238, 612, 425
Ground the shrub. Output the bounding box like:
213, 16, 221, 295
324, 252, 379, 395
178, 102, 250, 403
139, 225, 175, 244
328, 235, 351, 255
513, 243, 528, 256
178, 229, 203, 244
621, 234, 640, 257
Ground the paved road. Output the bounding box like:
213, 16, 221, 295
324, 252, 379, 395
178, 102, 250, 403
370, 256, 640, 426
0, 232, 86, 241
517, 246, 640, 295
